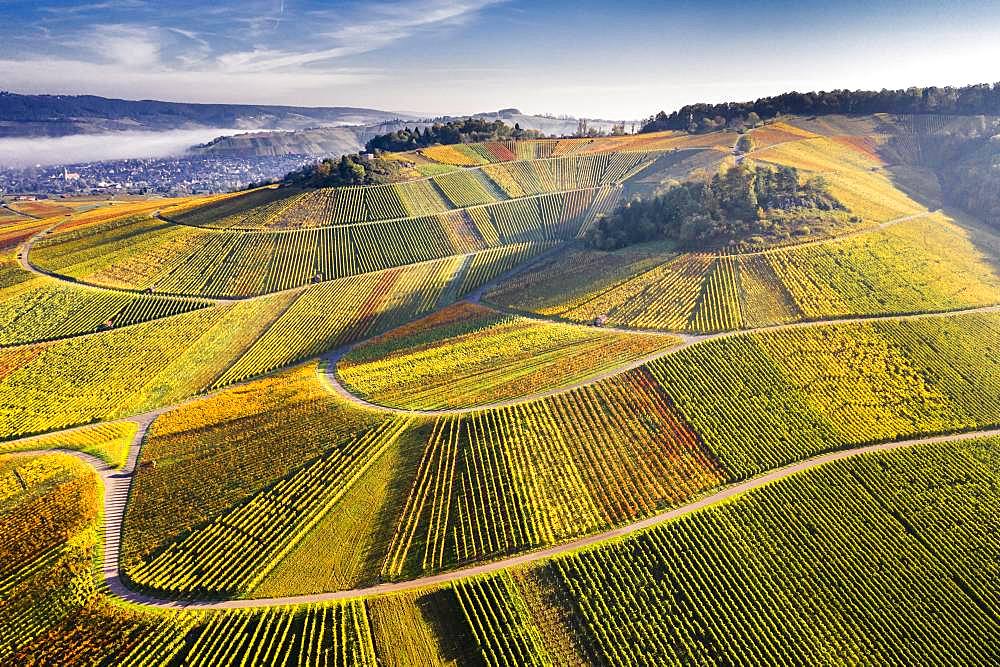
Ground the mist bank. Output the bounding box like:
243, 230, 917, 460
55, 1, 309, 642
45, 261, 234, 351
0, 128, 246, 167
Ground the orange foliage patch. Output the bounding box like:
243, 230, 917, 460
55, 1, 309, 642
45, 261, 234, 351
830, 135, 886, 165
51, 199, 175, 234
362, 301, 489, 346
9, 200, 73, 218
0, 220, 48, 249
0, 345, 48, 380
749, 122, 819, 150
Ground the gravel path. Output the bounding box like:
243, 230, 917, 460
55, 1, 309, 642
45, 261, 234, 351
12, 425, 1000, 609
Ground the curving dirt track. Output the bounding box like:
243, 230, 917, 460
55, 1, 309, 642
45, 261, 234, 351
11, 425, 1000, 609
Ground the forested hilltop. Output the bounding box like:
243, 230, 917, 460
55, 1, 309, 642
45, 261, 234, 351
642, 82, 1000, 133
586, 164, 846, 250
364, 117, 543, 153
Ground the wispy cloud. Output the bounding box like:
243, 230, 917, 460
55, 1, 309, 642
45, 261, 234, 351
219, 0, 505, 72
0, 55, 380, 104
9, 0, 505, 84
40, 0, 147, 15
326, 0, 504, 42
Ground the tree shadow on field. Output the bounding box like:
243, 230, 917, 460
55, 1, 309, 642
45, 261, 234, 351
876, 140, 1000, 277
360, 421, 436, 582
415, 589, 486, 667
884, 164, 944, 210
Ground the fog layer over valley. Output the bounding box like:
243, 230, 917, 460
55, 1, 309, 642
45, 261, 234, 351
0, 128, 243, 167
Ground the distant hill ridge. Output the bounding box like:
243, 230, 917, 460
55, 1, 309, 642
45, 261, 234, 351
0, 91, 411, 137
192, 112, 631, 159
188, 121, 430, 159
643, 82, 1000, 133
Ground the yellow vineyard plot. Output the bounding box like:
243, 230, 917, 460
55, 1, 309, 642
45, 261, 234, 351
769, 213, 1000, 318
337, 302, 681, 410
0, 421, 137, 468
420, 144, 488, 166
756, 324, 969, 443
752, 136, 925, 221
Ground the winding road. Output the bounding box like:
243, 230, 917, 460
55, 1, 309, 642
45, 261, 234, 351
6, 299, 999, 611
13, 425, 1000, 610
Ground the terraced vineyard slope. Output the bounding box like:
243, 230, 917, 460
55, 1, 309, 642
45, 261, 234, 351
2, 114, 1000, 666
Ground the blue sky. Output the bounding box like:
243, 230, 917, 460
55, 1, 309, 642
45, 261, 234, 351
2, 0, 999, 119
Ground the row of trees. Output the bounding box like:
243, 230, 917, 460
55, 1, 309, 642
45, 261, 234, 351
642, 83, 1000, 134
365, 118, 542, 153
586, 164, 841, 250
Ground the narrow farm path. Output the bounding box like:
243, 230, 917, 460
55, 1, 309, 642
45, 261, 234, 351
11, 425, 1000, 610
5, 302, 994, 450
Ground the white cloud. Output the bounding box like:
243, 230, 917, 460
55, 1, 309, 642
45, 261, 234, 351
40, 1, 147, 15
326, 0, 503, 42
13, 0, 505, 96
215, 46, 368, 73
0, 56, 382, 106
89, 24, 163, 69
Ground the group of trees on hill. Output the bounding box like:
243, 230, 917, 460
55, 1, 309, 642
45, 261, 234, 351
282, 153, 399, 188
365, 118, 542, 152
586, 164, 842, 250
641, 83, 1000, 134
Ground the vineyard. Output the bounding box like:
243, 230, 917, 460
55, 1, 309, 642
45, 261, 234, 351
34, 191, 598, 297
115, 310, 1000, 593
0, 244, 552, 439
0, 421, 137, 468
750, 134, 923, 222
2, 117, 1000, 664
127, 419, 413, 597
488, 212, 1000, 332
645, 311, 1000, 478
529, 437, 1000, 666
2, 436, 996, 664
0, 270, 210, 346
338, 302, 679, 409
378, 370, 724, 578
413, 132, 734, 167
166, 150, 666, 232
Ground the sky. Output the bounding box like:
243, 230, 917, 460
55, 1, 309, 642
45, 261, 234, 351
2, 0, 1000, 120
